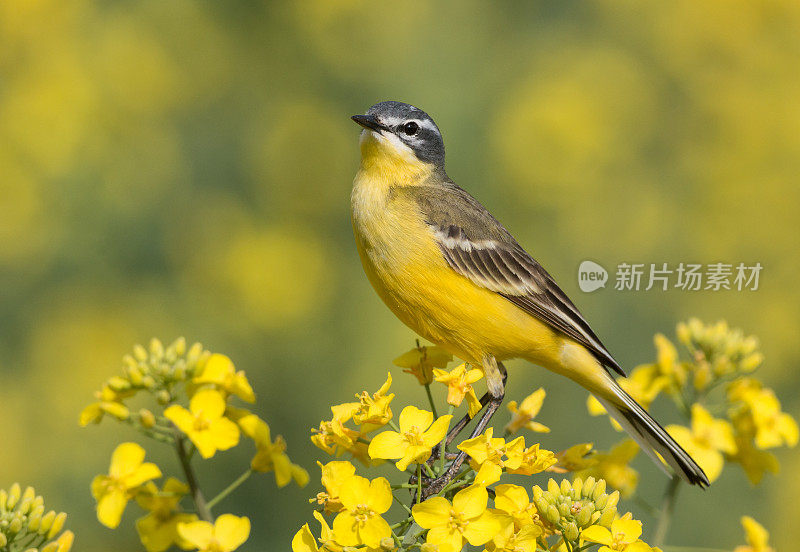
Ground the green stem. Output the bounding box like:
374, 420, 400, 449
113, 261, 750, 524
175, 434, 213, 522
206, 469, 253, 510
416, 464, 422, 504
424, 384, 439, 418
653, 476, 681, 547
440, 405, 454, 474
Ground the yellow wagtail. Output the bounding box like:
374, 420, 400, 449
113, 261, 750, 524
350, 101, 709, 493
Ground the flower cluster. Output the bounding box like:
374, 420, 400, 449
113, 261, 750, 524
0, 484, 73, 552
297, 344, 664, 552
82, 339, 308, 552
587, 319, 797, 487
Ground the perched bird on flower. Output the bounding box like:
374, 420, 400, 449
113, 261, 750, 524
165, 389, 240, 459
91, 442, 162, 528
177, 514, 250, 552
350, 101, 708, 489
411, 484, 501, 552
368, 406, 452, 471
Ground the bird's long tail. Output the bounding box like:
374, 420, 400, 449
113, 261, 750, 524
595, 381, 710, 487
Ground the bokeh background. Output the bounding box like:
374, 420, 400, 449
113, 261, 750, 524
1, 0, 799, 550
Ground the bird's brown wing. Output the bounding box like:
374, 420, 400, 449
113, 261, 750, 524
405, 183, 624, 376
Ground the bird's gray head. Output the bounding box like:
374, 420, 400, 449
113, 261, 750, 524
352, 101, 445, 169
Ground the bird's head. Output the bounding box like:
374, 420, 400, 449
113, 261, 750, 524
352, 101, 445, 176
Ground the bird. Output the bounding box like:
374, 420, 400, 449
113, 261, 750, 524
349, 100, 709, 491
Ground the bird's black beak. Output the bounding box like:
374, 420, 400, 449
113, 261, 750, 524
351, 114, 389, 133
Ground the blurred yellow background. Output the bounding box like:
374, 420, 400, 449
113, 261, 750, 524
1, 0, 798, 550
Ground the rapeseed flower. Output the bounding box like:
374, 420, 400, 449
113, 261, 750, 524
493, 484, 539, 530
91, 442, 162, 528
135, 478, 197, 552
505, 388, 549, 434
734, 516, 774, 552
412, 484, 501, 552
581, 517, 652, 552
191, 353, 255, 403
312, 460, 356, 513
239, 414, 308, 487
504, 442, 557, 476
178, 514, 250, 552
666, 403, 736, 482
393, 344, 452, 385
577, 440, 639, 498
433, 363, 483, 417
331, 475, 392, 548
165, 389, 240, 459
368, 406, 452, 471
458, 428, 525, 481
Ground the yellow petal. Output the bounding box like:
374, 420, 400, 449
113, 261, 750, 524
422, 415, 453, 447
291, 524, 319, 552
494, 484, 529, 515
412, 497, 451, 528
399, 406, 434, 434
331, 511, 359, 546
463, 510, 501, 546
123, 462, 162, 488
190, 389, 227, 420
338, 475, 370, 512
164, 406, 194, 435
741, 516, 769, 549
368, 477, 393, 514
178, 520, 214, 548
452, 484, 487, 519
359, 514, 391, 548
97, 488, 128, 529
196, 353, 235, 383
215, 514, 250, 551
368, 431, 406, 460
207, 418, 241, 452
581, 525, 612, 545
610, 518, 642, 543
427, 525, 463, 552
109, 442, 146, 478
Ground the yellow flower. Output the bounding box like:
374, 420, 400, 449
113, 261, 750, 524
91, 442, 162, 528
486, 523, 541, 552
577, 440, 639, 498
293, 511, 351, 552
352, 373, 395, 429
505, 388, 549, 434
504, 442, 557, 476
311, 460, 356, 513
730, 382, 798, 450
135, 478, 198, 552
394, 344, 453, 385
178, 514, 250, 552
667, 403, 736, 482
433, 363, 483, 417
192, 353, 255, 403
412, 484, 501, 552
368, 406, 452, 471
80, 401, 130, 426
549, 443, 597, 473
165, 389, 240, 459
581, 518, 652, 552
734, 516, 774, 552
238, 414, 308, 487
458, 428, 525, 481
493, 484, 539, 530
729, 434, 779, 485
331, 475, 392, 548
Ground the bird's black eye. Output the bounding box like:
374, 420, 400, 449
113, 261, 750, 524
402, 121, 419, 136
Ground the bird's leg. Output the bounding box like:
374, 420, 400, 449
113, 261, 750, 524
418, 358, 506, 500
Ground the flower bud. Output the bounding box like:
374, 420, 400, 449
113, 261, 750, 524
133, 344, 148, 361
607, 490, 620, 508
39, 511, 56, 535
8, 483, 21, 509
126, 365, 144, 386
49, 512, 67, 538
149, 338, 164, 359
560, 479, 572, 496
139, 409, 156, 428
545, 505, 560, 525
571, 477, 583, 499
9, 516, 23, 534
564, 521, 579, 542
42, 544, 59, 552
57, 530, 75, 552
420, 544, 439, 552
592, 479, 606, 500
582, 476, 595, 497
156, 390, 171, 405
598, 507, 615, 528
594, 493, 608, 510
0, 534, 6, 547
142, 376, 156, 390
380, 536, 396, 550
547, 479, 559, 495
577, 505, 593, 527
